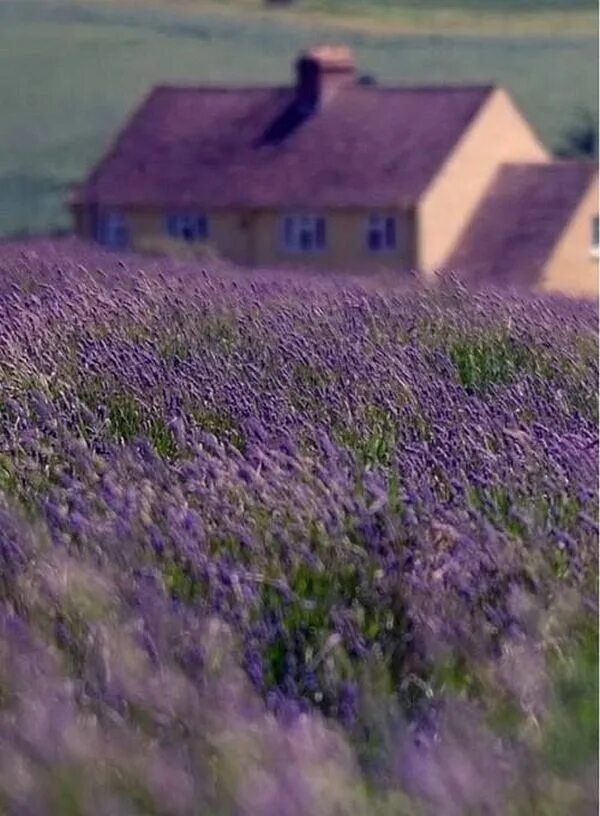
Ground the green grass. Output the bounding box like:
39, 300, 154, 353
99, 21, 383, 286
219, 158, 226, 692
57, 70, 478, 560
313, 0, 595, 8
91, 0, 598, 35
543, 618, 599, 776
449, 333, 538, 391
0, 0, 597, 237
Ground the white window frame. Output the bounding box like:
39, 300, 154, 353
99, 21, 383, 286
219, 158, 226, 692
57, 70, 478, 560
591, 214, 599, 259
366, 214, 397, 253
166, 213, 209, 243
96, 211, 129, 249
281, 214, 327, 253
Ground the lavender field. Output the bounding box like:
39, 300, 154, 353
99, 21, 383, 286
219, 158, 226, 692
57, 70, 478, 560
0, 239, 597, 815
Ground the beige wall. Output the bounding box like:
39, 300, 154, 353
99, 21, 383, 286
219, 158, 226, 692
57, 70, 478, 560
130, 210, 250, 265
419, 88, 550, 276
251, 208, 412, 272
74, 207, 251, 264
538, 179, 599, 299
76, 205, 415, 273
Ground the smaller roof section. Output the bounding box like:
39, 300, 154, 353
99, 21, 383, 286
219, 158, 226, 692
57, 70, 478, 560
445, 161, 598, 289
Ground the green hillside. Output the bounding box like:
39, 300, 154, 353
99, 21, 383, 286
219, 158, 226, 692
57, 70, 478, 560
86, 0, 598, 35
302, 0, 595, 10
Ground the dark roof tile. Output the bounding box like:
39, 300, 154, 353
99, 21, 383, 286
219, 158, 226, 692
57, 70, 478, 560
445, 161, 598, 288
72, 83, 494, 209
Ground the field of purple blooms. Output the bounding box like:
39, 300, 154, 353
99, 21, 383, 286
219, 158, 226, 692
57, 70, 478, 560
0, 238, 597, 815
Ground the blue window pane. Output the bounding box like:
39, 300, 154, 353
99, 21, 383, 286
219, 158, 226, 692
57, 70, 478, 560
114, 228, 128, 249
282, 215, 326, 252
385, 217, 396, 249
368, 229, 382, 252
315, 217, 326, 249
300, 228, 312, 251
366, 214, 396, 252
166, 213, 209, 242
96, 212, 129, 249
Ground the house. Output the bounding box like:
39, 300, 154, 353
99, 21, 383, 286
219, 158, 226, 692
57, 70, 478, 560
70, 45, 599, 296
445, 161, 599, 297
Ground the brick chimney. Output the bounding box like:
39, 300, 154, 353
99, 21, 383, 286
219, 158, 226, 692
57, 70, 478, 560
295, 45, 356, 112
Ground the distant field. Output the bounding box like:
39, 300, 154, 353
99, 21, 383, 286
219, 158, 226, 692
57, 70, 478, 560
0, 0, 597, 237
85, 0, 598, 36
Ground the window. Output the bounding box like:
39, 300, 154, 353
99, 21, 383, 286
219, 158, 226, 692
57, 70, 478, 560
166, 213, 209, 242
591, 214, 599, 257
95, 211, 129, 249
366, 214, 397, 252
281, 214, 327, 252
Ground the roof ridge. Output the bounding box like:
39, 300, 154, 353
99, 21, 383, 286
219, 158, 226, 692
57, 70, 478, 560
149, 82, 496, 94
152, 84, 291, 93
363, 83, 496, 92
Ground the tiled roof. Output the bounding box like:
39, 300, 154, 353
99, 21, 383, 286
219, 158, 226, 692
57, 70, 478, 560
445, 161, 597, 287
71, 83, 494, 209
